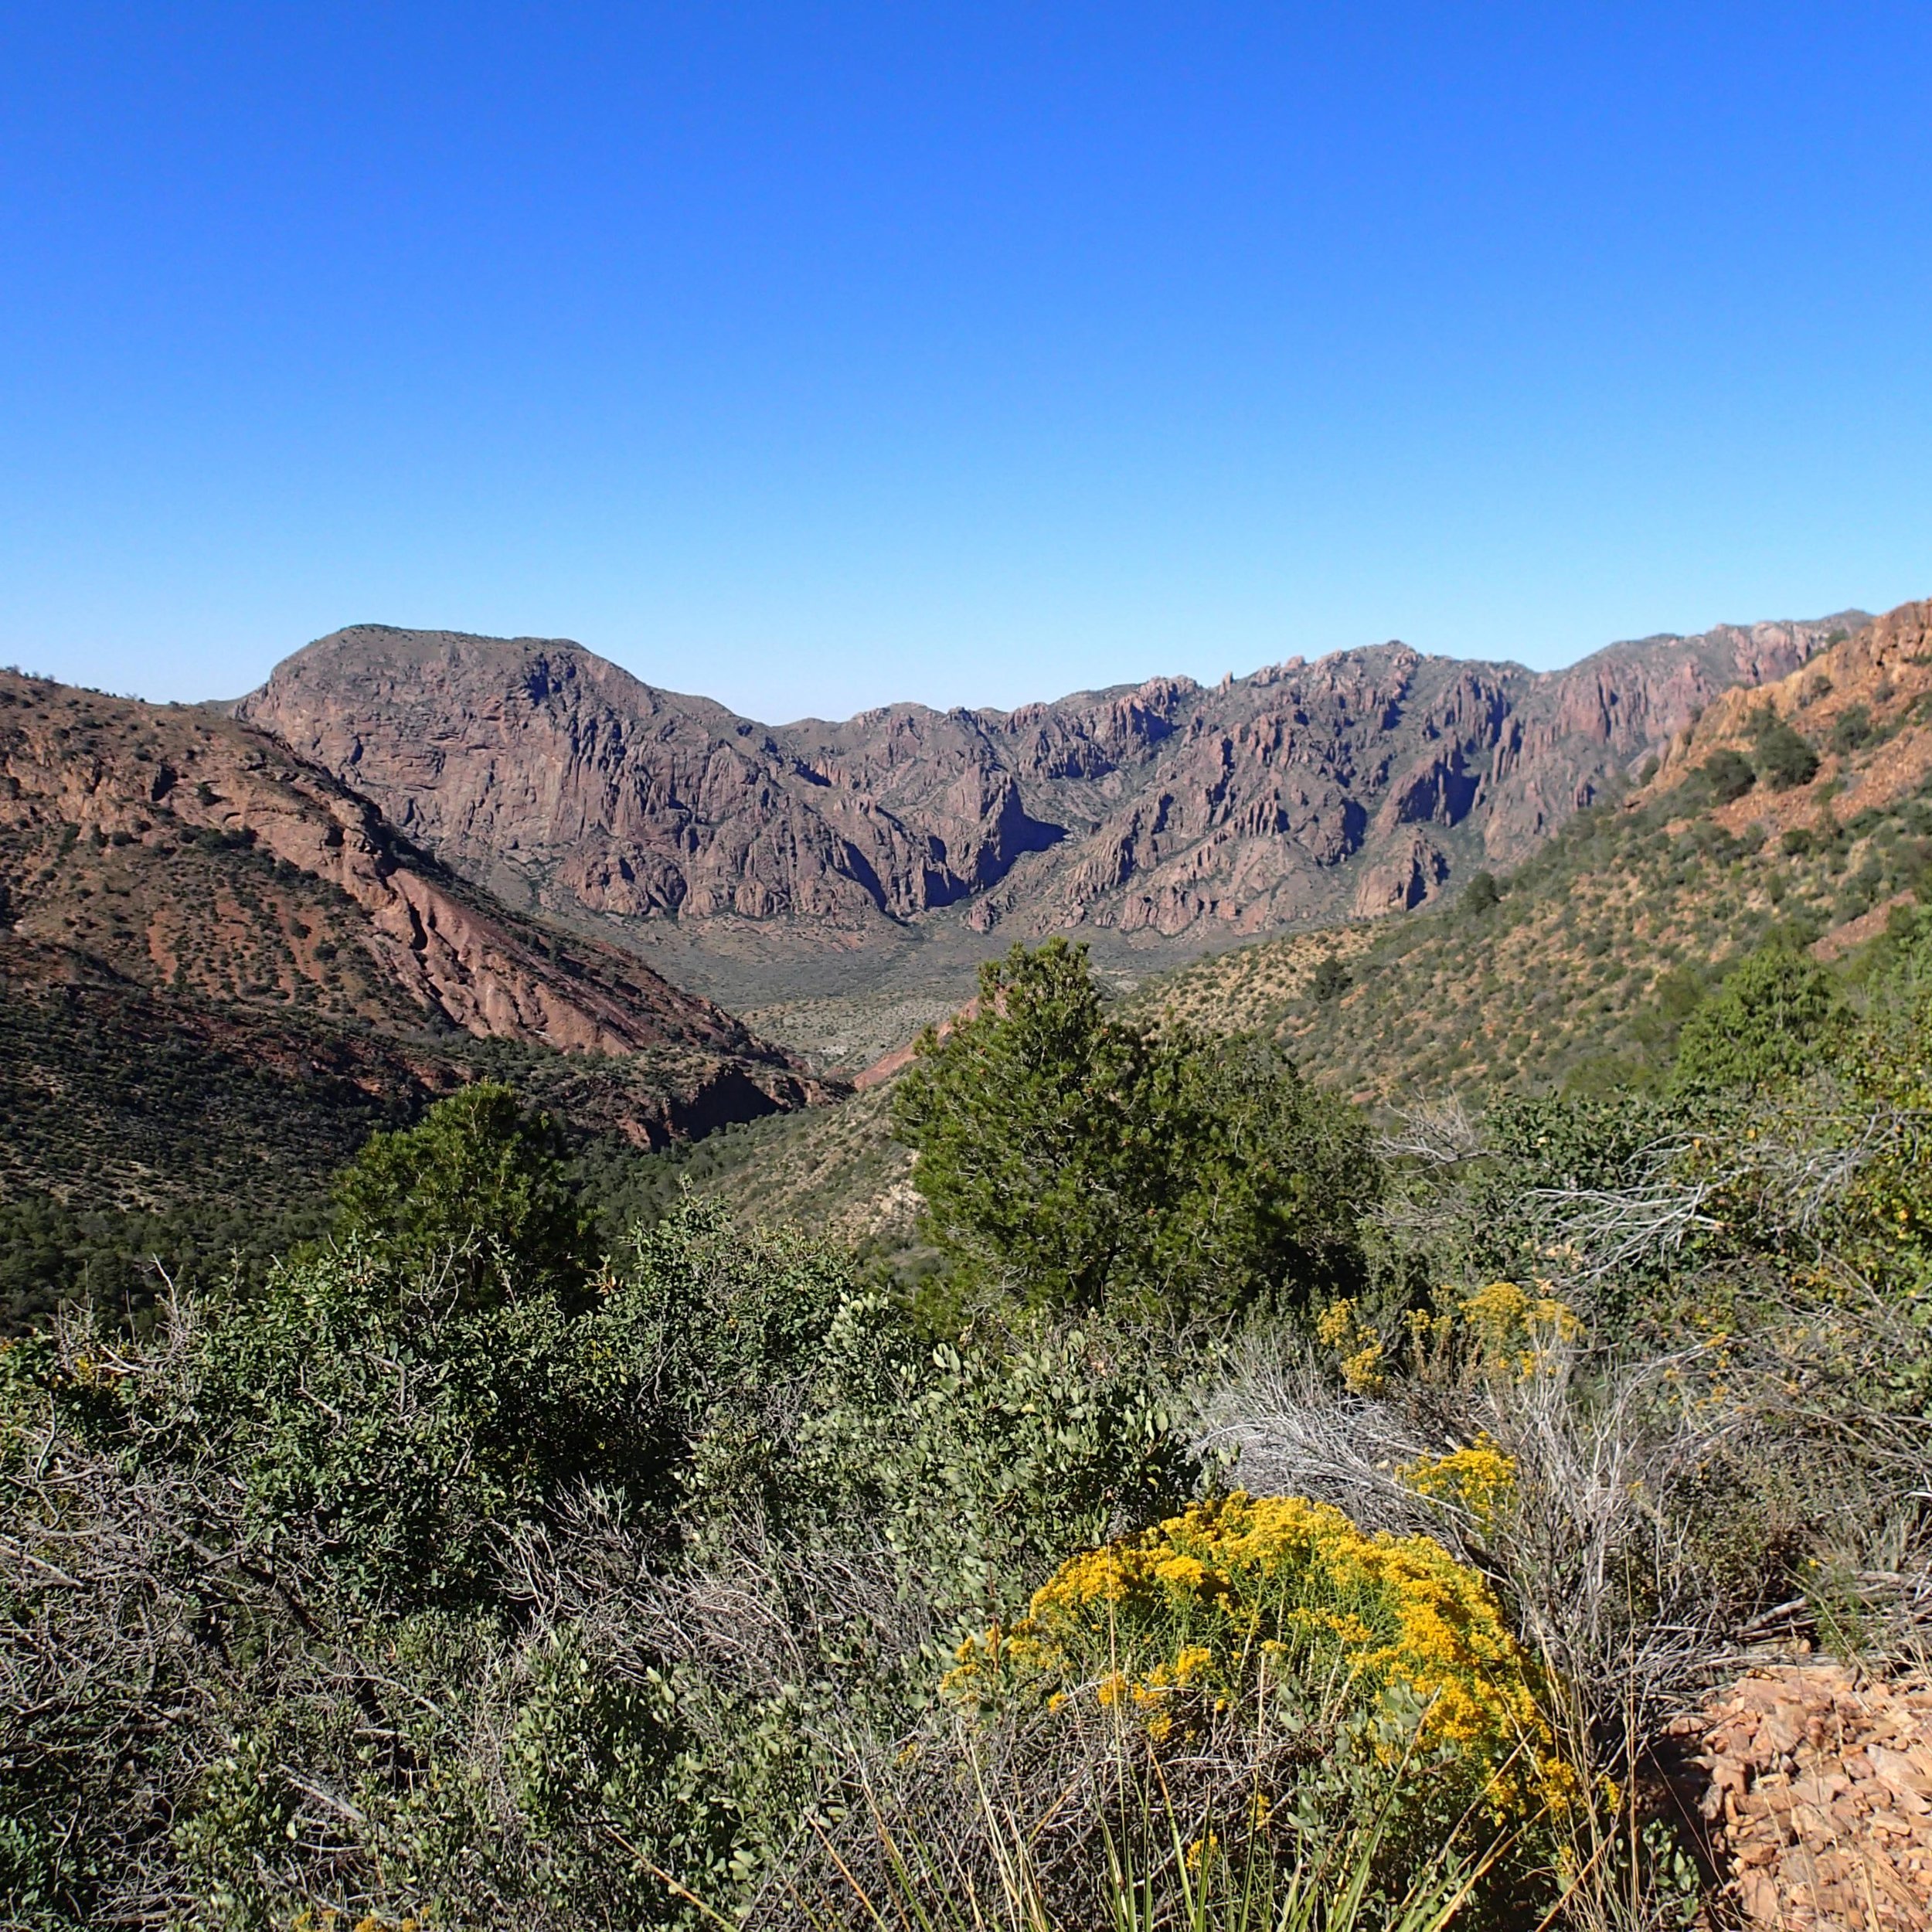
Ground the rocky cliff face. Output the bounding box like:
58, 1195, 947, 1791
0, 671, 832, 1151
1646, 598, 1932, 907
236, 614, 1861, 953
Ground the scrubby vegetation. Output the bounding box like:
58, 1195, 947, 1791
1142, 761, 1932, 1100
4, 908, 1930, 1927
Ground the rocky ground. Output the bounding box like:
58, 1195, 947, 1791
1675, 1663, 1932, 1929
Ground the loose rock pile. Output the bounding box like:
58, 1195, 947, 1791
1674, 1664, 1932, 1929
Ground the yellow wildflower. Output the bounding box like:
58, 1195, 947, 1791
942, 1492, 1573, 1821
1398, 1434, 1519, 1535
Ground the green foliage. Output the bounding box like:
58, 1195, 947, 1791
330, 1082, 597, 1304
0, 1189, 325, 1336
181, 1254, 645, 1609
1, 1181, 1203, 1927
589, 1198, 1201, 1623
1667, 944, 1843, 1098
1461, 869, 1501, 913
1749, 707, 1821, 791
893, 940, 1376, 1318
1698, 747, 1755, 804
1311, 954, 1353, 999
790, 1297, 1199, 1628
1831, 703, 1875, 755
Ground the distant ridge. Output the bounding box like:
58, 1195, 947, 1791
237, 612, 1862, 959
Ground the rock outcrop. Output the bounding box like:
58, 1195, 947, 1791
1643, 598, 1932, 969
0, 671, 833, 1161
236, 613, 1862, 954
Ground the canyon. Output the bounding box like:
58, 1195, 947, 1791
238, 612, 1863, 1011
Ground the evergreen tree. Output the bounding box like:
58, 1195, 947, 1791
1668, 945, 1842, 1097
892, 939, 1374, 1318
331, 1081, 596, 1303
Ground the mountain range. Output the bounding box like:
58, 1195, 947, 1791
236, 613, 1862, 997
646, 595, 1932, 1261
0, 599, 1883, 1219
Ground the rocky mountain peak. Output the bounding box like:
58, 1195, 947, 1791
236, 611, 1862, 974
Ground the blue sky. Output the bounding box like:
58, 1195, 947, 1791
2, 3, 1927, 723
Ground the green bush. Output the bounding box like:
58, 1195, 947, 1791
1668, 945, 1842, 1098
1830, 704, 1874, 756
1311, 953, 1353, 999
893, 940, 1376, 1319
0, 1187, 1204, 1928
330, 1081, 596, 1305
1463, 869, 1502, 913
1749, 709, 1821, 791
1698, 747, 1755, 804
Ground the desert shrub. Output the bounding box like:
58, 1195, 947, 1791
631, 1261, 1206, 1648
1666, 944, 1842, 1098
175, 1251, 653, 1610
893, 939, 1376, 1319
1376, 1094, 1696, 1327
940, 1492, 1568, 1912
1398, 1434, 1519, 1537
1311, 952, 1353, 999
1748, 709, 1821, 791
1696, 747, 1754, 804
330, 1080, 596, 1305
1462, 869, 1502, 913
0, 1189, 1208, 1928
1830, 703, 1875, 755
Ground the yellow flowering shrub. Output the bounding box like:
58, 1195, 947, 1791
944, 1492, 1571, 1824
1315, 1298, 1388, 1394
1458, 1281, 1581, 1380
290, 1913, 426, 1932
1321, 1283, 1581, 1396
1398, 1434, 1519, 1536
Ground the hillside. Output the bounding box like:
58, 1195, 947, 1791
0, 672, 838, 1220
652, 595, 1932, 1257
233, 613, 1856, 1042
1137, 596, 1932, 1102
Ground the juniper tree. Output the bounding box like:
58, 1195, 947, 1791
891, 939, 1375, 1319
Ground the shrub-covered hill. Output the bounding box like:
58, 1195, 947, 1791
588, 1078, 929, 1273
1135, 597, 1932, 1103
0, 670, 848, 1324
0, 670, 824, 1078
642, 597, 1932, 1251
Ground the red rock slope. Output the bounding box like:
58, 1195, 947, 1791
236, 614, 1855, 953
0, 671, 835, 1152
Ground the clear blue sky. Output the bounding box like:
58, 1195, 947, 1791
2, 4, 1927, 723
